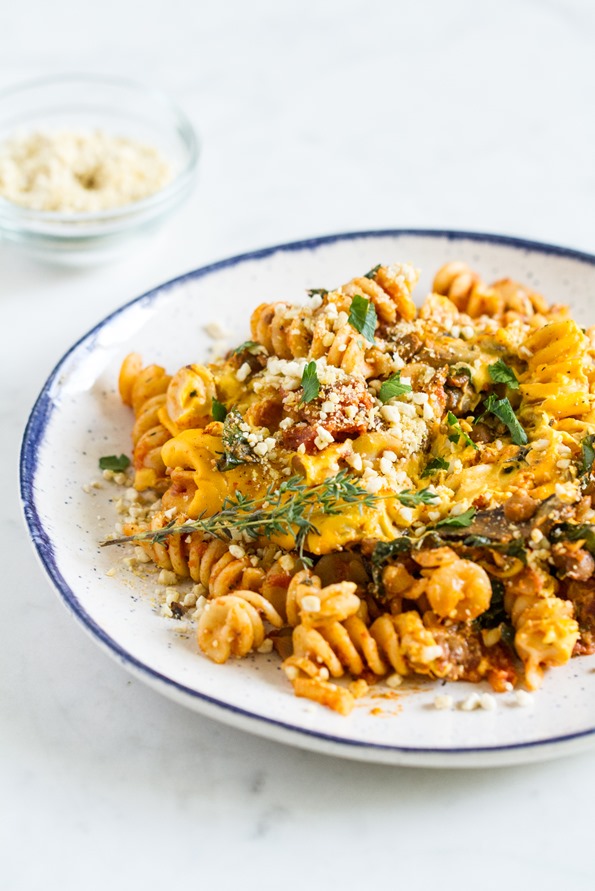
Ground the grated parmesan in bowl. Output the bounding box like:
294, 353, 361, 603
0, 129, 173, 213
0, 74, 199, 264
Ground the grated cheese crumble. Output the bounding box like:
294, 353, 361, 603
0, 129, 172, 212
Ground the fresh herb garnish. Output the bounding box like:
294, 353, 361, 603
421, 456, 450, 478
447, 412, 479, 450
473, 578, 515, 641
233, 340, 264, 356
211, 398, 228, 422
306, 288, 329, 298
216, 409, 256, 471
488, 359, 520, 390
378, 371, 412, 403
370, 537, 413, 594
550, 523, 595, 555
364, 263, 381, 279
299, 361, 320, 404
477, 394, 528, 446
347, 294, 377, 342
463, 535, 527, 563
435, 508, 476, 528
103, 470, 379, 567
396, 488, 440, 508
99, 454, 131, 472
580, 434, 595, 476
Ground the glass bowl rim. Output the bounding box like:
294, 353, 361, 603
0, 72, 200, 224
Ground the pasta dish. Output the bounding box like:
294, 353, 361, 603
104, 260, 595, 715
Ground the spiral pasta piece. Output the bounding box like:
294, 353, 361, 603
118, 352, 172, 491
125, 516, 237, 586
250, 303, 310, 359
311, 321, 372, 376
331, 263, 419, 323
125, 514, 301, 616
432, 262, 495, 316
165, 364, 217, 430
196, 590, 284, 663
505, 576, 579, 689
433, 262, 549, 321
249, 263, 418, 365
520, 320, 593, 422
283, 564, 451, 712
285, 570, 360, 627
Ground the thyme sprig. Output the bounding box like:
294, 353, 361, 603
102, 470, 380, 566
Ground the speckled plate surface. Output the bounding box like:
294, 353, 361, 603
20, 230, 595, 767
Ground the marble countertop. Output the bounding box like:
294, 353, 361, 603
3, 1, 595, 888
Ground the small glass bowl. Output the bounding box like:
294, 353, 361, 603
0, 74, 199, 264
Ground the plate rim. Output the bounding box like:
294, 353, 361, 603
20, 227, 595, 765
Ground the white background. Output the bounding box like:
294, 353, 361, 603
3, 1, 595, 889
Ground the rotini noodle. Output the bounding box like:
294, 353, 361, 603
197, 590, 284, 663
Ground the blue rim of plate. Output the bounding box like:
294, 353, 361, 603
19, 228, 595, 760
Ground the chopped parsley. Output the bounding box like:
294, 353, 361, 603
233, 340, 264, 356
421, 456, 450, 478
306, 288, 328, 298
488, 359, 520, 389
370, 537, 413, 593
299, 361, 320, 404
580, 434, 595, 476
211, 397, 228, 422
347, 294, 377, 342
463, 535, 527, 564
363, 263, 381, 279
550, 523, 595, 555
435, 508, 476, 529
378, 371, 412, 403
477, 394, 528, 446
396, 488, 440, 508
99, 454, 130, 472
447, 412, 478, 450
473, 578, 514, 638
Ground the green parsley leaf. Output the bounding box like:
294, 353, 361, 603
580, 434, 595, 476
421, 456, 450, 478
233, 340, 264, 355
211, 397, 228, 422
347, 294, 377, 342
99, 454, 131, 472
364, 263, 381, 279
447, 412, 479, 450
463, 535, 527, 564
396, 488, 440, 507
435, 508, 476, 528
479, 394, 528, 446
370, 537, 413, 593
488, 359, 520, 390
306, 288, 328, 298
550, 522, 595, 555
378, 371, 413, 403
474, 577, 513, 634
300, 361, 320, 404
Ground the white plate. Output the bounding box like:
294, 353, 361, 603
20, 229, 595, 768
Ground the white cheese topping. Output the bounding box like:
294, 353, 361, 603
0, 129, 172, 212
